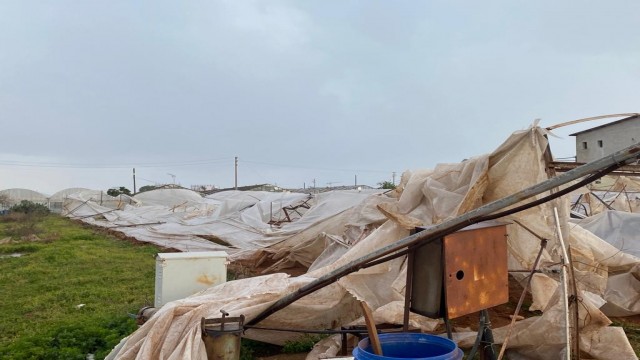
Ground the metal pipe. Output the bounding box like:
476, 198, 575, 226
246, 142, 640, 326
545, 113, 639, 131
403, 248, 414, 331
479, 163, 618, 222
468, 309, 487, 359
245, 325, 373, 335
497, 238, 547, 360
343, 150, 623, 274
554, 207, 572, 360
567, 246, 581, 360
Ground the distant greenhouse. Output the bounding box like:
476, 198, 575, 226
49, 188, 93, 213
0, 188, 49, 211
0, 187, 137, 214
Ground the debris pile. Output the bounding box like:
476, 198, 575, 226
99, 126, 640, 359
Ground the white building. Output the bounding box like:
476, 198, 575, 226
570, 115, 640, 163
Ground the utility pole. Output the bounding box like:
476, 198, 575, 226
354, 175, 357, 187
234, 156, 238, 190
133, 168, 136, 194
392, 171, 396, 185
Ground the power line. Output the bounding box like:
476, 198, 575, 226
0, 157, 233, 169
0, 156, 393, 175
242, 159, 391, 174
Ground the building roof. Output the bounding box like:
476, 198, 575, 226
569, 115, 640, 136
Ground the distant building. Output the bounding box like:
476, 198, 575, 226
190, 184, 218, 192
570, 115, 640, 163
287, 184, 376, 194
203, 184, 282, 195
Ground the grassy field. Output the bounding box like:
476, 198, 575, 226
0, 213, 159, 359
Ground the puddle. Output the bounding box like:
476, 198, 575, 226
0, 253, 23, 259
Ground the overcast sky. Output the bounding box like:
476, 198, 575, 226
1, 1, 639, 195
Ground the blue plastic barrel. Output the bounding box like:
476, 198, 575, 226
353, 333, 463, 360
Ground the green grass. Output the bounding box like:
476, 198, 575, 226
612, 318, 640, 357
0, 214, 159, 359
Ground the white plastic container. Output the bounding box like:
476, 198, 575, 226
154, 251, 228, 307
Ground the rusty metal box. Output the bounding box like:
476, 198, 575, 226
410, 222, 508, 319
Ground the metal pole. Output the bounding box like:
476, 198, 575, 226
554, 208, 572, 360
497, 238, 547, 360
246, 142, 640, 326
133, 168, 136, 194
234, 156, 238, 190
403, 247, 415, 331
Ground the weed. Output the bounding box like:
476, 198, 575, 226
240, 338, 282, 360
0, 316, 137, 359
282, 334, 327, 353
227, 263, 256, 281
0, 243, 39, 254
0, 214, 159, 359
1, 211, 49, 239
9, 200, 50, 215
612, 319, 640, 357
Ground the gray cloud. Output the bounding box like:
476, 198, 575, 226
1, 1, 639, 193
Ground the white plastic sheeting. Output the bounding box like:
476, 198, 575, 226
570, 210, 640, 317
134, 189, 207, 209
573, 210, 640, 258
63, 187, 384, 260
105, 126, 640, 360
50, 187, 93, 201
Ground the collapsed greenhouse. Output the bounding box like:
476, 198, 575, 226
4, 124, 640, 359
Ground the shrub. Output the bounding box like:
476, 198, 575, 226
0, 316, 137, 360
10, 200, 50, 215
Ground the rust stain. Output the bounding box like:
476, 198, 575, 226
196, 274, 218, 286
444, 224, 509, 319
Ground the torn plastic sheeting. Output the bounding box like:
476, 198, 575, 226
105, 126, 639, 359
64, 188, 380, 258
571, 210, 640, 258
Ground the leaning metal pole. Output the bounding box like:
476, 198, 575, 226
247, 142, 640, 326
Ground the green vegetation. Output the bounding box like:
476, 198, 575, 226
9, 200, 50, 215
0, 194, 10, 209
282, 334, 327, 354
3, 201, 50, 241
106, 187, 132, 197
0, 214, 158, 359
378, 181, 396, 190
240, 339, 282, 360
612, 319, 640, 357
138, 185, 159, 193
